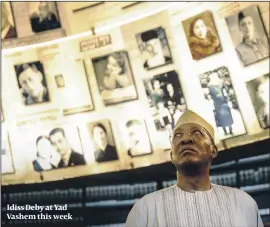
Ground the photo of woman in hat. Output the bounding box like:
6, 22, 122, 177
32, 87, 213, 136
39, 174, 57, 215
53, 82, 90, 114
136, 27, 172, 70
183, 11, 222, 60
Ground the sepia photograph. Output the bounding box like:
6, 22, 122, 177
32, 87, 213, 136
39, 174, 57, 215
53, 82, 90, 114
14, 61, 50, 106
144, 71, 187, 136
198, 66, 246, 140
12, 125, 86, 172
124, 119, 152, 158
182, 11, 222, 60
246, 73, 269, 129
92, 51, 138, 106
29, 1, 61, 33
1, 2, 17, 40
136, 27, 173, 70
84, 120, 119, 163
54, 74, 65, 88
1, 129, 15, 174
226, 5, 269, 67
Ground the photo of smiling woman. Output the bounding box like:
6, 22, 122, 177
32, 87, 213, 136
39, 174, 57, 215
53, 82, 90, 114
183, 11, 222, 60
92, 51, 137, 106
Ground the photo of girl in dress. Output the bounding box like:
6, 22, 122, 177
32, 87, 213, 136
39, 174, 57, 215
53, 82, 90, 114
182, 11, 222, 60
198, 66, 246, 140
92, 51, 138, 106
144, 71, 187, 135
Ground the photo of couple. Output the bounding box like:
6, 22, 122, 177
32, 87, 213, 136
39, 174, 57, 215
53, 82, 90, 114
32, 127, 86, 172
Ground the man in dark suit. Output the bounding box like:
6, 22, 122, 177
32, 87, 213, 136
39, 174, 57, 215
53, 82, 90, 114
141, 29, 171, 69
49, 128, 86, 168
1, 2, 16, 39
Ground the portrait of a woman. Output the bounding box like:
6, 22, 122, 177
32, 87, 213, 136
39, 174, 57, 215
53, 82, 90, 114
32, 136, 61, 172
92, 51, 137, 105
183, 12, 222, 60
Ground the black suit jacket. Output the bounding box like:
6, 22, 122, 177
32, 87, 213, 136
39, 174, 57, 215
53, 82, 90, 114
58, 150, 86, 168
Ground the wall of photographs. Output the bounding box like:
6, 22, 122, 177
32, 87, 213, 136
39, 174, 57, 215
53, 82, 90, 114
1, 2, 269, 185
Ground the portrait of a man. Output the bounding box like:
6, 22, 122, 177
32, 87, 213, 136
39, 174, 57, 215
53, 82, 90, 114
29, 1, 61, 33
49, 128, 86, 168
125, 119, 152, 158
54, 74, 65, 88
15, 61, 50, 106
198, 66, 246, 140
92, 51, 138, 106
136, 27, 172, 70
182, 11, 222, 60
1, 2, 17, 40
226, 6, 269, 66
246, 74, 270, 129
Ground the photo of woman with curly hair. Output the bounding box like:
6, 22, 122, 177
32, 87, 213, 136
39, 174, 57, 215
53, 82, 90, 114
183, 11, 222, 60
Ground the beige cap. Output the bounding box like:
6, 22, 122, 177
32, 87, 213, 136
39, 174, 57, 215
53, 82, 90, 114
174, 110, 215, 139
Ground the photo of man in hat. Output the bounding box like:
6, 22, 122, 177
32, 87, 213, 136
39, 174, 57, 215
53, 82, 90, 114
136, 27, 172, 70
226, 6, 269, 67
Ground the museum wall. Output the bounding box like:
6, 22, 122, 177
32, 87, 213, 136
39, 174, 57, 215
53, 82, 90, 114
1, 2, 269, 185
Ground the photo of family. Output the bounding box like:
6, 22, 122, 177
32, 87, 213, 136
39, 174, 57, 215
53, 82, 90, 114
84, 120, 119, 163
246, 74, 269, 129
14, 61, 50, 106
92, 51, 138, 106
198, 66, 246, 140
144, 71, 187, 136
136, 27, 173, 70
182, 11, 222, 60
226, 5, 269, 67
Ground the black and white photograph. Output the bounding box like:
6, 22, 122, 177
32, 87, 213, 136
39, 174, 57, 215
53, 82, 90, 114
124, 119, 152, 158
136, 27, 173, 70
11, 125, 86, 173
226, 5, 269, 67
182, 11, 222, 60
1, 129, 15, 174
144, 71, 187, 136
198, 66, 246, 140
92, 51, 138, 106
29, 2, 61, 33
84, 120, 119, 163
246, 74, 269, 129
1, 2, 17, 40
54, 74, 65, 88
14, 61, 50, 106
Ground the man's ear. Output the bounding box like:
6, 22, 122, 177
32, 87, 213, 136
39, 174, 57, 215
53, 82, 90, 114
212, 145, 218, 158
170, 150, 174, 164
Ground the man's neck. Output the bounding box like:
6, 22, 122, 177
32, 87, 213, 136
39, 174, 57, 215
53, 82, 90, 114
62, 149, 72, 165
176, 167, 211, 192
98, 143, 108, 151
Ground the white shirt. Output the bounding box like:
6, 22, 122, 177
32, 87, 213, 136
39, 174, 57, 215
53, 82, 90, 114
126, 184, 263, 227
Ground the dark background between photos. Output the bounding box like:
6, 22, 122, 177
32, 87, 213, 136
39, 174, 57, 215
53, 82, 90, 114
1, 138, 270, 226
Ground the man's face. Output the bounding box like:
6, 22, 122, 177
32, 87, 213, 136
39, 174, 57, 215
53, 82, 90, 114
50, 132, 70, 157
145, 38, 162, 57
93, 126, 108, 148
39, 3, 50, 19
170, 123, 215, 168
127, 124, 142, 146
18, 67, 44, 98
257, 81, 269, 105
239, 16, 254, 40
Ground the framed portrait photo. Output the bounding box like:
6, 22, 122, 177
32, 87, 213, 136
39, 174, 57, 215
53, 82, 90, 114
14, 61, 50, 106
198, 66, 246, 140
246, 74, 269, 129
136, 27, 173, 70
182, 11, 222, 60
83, 120, 119, 163
123, 119, 153, 158
1, 2, 17, 40
28, 1, 61, 33
144, 71, 187, 136
1, 130, 15, 175
226, 5, 269, 67
92, 51, 138, 106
